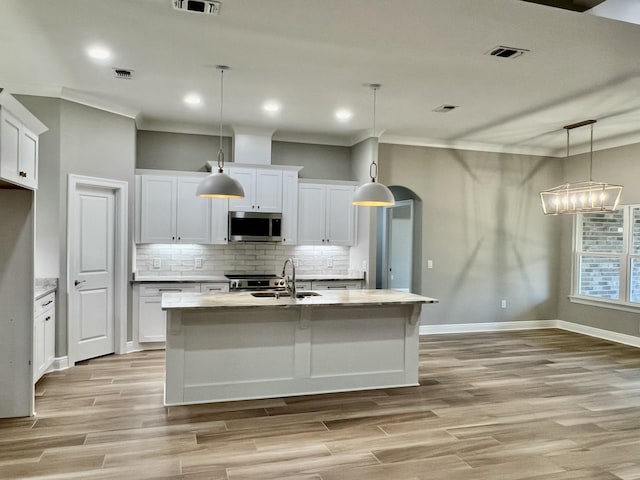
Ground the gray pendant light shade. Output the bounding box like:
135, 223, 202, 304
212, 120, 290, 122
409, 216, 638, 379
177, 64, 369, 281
352, 84, 394, 207
197, 66, 245, 199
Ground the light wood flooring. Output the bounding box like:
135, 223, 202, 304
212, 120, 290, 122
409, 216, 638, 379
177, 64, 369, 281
3, 329, 640, 479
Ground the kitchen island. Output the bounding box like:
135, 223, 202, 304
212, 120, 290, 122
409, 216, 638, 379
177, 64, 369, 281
162, 289, 438, 406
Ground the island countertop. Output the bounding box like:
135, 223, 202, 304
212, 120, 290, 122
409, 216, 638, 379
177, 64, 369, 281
162, 289, 438, 310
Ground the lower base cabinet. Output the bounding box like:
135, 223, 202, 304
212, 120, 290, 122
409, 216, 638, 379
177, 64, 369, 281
34, 292, 55, 383
135, 282, 229, 344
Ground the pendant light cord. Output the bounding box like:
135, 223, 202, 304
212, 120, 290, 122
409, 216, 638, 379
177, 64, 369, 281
217, 67, 226, 173
370, 84, 379, 183
589, 123, 593, 182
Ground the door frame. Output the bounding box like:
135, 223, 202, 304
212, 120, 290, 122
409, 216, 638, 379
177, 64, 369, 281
381, 199, 414, 291
67, 174, 128, 364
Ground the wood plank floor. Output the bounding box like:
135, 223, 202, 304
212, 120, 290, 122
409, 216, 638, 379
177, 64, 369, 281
3, 329, 640, 479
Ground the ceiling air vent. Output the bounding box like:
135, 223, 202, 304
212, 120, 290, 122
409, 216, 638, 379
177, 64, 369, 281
113, 68, 134, 80
433, 104, 458, 113
486, 46, 530, 59
172, 0, 221, 15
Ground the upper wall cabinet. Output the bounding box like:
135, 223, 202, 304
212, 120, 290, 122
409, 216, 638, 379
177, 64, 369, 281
281, 170, 298, 245
298, 181, 357, 246
0, 90, 47, 190
227, 166, 283, 213
137, 174, 212, 244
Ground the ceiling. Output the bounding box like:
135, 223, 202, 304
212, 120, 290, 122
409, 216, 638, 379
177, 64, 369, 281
2, 0, 640, 156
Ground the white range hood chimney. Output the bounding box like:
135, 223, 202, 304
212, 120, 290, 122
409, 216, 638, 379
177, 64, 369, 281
232, 126, 275, 165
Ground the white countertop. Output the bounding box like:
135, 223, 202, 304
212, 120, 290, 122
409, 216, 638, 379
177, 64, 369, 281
162, 289, 438, 310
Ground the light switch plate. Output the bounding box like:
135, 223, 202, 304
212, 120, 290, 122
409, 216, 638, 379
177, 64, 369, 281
153, 257, 161, 269
195, 257, 203, 269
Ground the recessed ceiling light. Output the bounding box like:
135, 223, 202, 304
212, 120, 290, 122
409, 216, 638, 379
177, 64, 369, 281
335, 108, 353, 122
262, 101, 281, 114
184, 94, 202, 106
87, 45, 111, 61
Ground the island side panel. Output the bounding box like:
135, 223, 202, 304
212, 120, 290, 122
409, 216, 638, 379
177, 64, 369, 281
164, 303, 421, 406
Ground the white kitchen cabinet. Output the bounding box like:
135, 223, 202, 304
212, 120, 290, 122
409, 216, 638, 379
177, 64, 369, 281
136, 283, 201, 343
210, 198, 229, 244
200, 282, 230, 293
298, 182, 356, 246
281, 169, 298, 245
0, 99, 43, 190
34, 292, 55, 383
228, 166, 282, 213
138, 174, 211, 244
311, 280, 363, 290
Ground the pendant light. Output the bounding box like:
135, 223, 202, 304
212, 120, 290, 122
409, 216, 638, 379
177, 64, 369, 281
540, 120, 622, 215
196, 65, 245, 199
352, 84, 395, 207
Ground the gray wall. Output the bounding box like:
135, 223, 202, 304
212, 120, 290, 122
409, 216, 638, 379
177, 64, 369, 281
137, 130, 231, 172
16, 96, 136, 357
379, 143, 563, 325
558, 142, 640, 337
136, 130, 353, 180
16, 96, 61, 278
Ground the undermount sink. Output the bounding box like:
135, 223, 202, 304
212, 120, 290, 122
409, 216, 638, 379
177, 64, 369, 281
250, 291, 321, 299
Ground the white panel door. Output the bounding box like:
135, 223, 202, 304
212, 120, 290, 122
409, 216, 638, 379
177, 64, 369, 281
255, 168, 282, 212
140, 175, 176, 243
325, 185, 355, 246
298, 183, 326, 245
176, 177, 210, 243
70, 185, 115, 362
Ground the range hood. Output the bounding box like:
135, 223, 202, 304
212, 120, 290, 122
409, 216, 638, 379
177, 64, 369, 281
233, 126, 275, 165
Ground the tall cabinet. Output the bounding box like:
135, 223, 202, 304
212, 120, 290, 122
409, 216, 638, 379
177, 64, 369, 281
0, 90, 47, 418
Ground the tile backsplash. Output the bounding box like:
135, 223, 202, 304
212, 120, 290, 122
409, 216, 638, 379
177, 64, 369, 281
135, 243, 353, 277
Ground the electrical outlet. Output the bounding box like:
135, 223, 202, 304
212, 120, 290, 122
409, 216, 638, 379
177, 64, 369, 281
195, 257, 203, 269
153, 257, 161, 269
294, 257, 299, 267
427, 259, 433, 269
501, 299, 507, 309
362, 260, 367, 270
327, 257, 333, 268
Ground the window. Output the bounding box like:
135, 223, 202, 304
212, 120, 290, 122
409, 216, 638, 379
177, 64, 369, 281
574, 205, 640, 309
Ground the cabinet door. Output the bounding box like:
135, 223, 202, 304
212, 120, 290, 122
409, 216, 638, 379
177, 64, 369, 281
325, 185, 355, 246
298, 184, 326, 245
140, 176, 177, 243
210, 198, 229, 244
43, 309, 55, 369
20, 127, 38, 189
0, 108, 22, 186
176, 177, 211, 243
138, 296, 166, 342
228, 167, 256, 212
281, 170, 298, 245
33, 314, 45, 382
255, 168, 282, 212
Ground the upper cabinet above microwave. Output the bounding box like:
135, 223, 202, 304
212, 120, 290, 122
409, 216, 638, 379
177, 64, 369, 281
0, 90, 47, 190
227, 166, 283, 213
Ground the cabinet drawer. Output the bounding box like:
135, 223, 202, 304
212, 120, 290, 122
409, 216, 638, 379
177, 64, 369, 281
139, 283, 201, 296
35, 292, 55, 315
294, 281, 312, 290
200, 282, 230, 293
311, 281, 363, 290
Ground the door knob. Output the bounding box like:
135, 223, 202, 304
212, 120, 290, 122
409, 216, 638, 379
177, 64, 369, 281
74, 280, 86, 286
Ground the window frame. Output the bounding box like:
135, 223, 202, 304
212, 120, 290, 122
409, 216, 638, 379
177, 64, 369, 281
570, 205, 640, 312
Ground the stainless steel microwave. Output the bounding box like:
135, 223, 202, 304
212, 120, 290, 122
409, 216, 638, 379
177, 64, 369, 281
228, 212, 282, 242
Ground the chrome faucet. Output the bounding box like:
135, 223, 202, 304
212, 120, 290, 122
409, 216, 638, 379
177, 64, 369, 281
282, 258, 296, 297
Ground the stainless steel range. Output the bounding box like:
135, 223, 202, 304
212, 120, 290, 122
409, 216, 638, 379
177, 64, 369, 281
225, 273, 285, 291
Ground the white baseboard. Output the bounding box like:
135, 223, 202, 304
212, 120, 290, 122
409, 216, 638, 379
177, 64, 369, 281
51, 356, 70, 371
126, 340, 165, 353
420, 319, 640, 349
420, 320, 556, 335
556, 320, 640, 349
